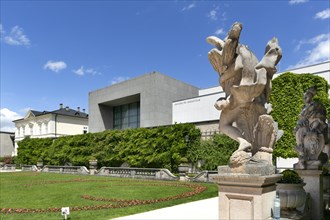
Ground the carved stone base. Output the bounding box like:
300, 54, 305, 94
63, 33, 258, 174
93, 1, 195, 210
211, 173, 281, 220
294, 160, 322, 170
219, 163, 275, 176
295, 170, 324, 220
281, 208, 305, 219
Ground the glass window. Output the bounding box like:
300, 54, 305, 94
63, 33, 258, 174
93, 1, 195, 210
113, 102, 140, 130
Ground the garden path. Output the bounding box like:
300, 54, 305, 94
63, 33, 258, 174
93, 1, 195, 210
113, 197, 218, 220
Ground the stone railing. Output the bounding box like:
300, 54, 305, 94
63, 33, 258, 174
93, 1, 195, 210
96, 167, 179, 181
41, 165, 89, 175
189, 170, 218, 182
21, 165, 39, 172
0, 164, 16, 171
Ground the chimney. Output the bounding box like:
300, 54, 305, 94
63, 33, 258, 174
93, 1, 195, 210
60, 103, 63, 109
65, 106, 69, 111
82, 109, 85, 113
77, 107, 80, 112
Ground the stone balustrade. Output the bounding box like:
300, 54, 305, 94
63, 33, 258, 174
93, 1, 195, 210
21, 165, 39, 172
97, 167, 179, 181
189, 170, 218, 182
41, 165, 89, 175
0, 164, 16, 171
1, 163, 216, 183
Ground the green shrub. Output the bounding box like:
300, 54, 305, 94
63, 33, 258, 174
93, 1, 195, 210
186, 134, 238, 170
278, 169, 304, 184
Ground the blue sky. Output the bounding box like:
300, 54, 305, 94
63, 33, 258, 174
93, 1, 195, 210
1, 0, 329, 132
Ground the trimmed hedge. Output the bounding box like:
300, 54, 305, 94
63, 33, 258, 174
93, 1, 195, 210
187, 134, 238, 170
16, 123, 201, 172
270, 72, 330, 158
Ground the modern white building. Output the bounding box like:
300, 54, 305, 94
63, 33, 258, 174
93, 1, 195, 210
172, 61, 330, 135
13, 104, 88, 155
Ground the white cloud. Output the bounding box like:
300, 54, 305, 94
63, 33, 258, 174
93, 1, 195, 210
44, 60, 67, 73
73, 66, 85, 76
215, 28, 225, 36
3, 26, 31, 47
314, 8, 330, 20
0, 108, 22, 132
207, 9, 218, 21
111, 76, 130, 85
182, 3, 195, 11
288, 0, 308, 5
289, 33, 330, 68
72, 66, 100, 76
207, 6, 223, 21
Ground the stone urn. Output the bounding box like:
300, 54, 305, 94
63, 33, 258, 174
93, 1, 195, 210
276, 183, 306, 209
276, 169, 307, 218
178, 164, 189, 173
37, 161, 44, 169
89, 159, 97, 168
89, 159, 98, 175
178, 157, 189, 174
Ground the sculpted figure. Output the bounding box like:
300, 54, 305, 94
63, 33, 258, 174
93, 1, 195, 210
207, 22, 282, 167
294, 87, 329, 169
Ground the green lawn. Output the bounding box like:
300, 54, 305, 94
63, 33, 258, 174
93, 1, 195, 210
0, 172, 218, 220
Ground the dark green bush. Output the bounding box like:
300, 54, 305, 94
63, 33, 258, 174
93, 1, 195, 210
278, 169, 304, 184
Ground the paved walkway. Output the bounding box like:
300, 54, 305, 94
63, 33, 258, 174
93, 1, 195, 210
113, 197, 218, 220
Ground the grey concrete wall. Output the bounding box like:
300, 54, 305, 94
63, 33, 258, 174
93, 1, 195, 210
89, 72, 199, 133
0, 132, 15, 157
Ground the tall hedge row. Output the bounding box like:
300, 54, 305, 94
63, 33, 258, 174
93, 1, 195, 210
270, 72, 330, 158
16, 123, 201, 172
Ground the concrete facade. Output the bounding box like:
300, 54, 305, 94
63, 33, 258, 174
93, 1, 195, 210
88, 72, 199, 133
0, 132, 15, 157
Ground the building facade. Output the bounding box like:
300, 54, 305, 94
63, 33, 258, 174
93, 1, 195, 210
88, 61, 329, 136
13, 105, 88, 155
88, 71, 199, 133
0, 131, 15, 157
172, 61, 330, 135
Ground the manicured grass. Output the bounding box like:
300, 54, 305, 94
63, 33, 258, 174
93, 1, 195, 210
0, 172, 218, 219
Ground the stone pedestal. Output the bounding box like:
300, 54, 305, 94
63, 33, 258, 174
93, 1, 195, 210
89, 160, 97, 175
212, 173, 282, 220
295, 170, 323, 220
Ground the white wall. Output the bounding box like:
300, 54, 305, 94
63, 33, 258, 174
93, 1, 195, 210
172, 92, 224, 123
173, 61, 330, 124
13, 113, 88, 156
56, 115, 88, 136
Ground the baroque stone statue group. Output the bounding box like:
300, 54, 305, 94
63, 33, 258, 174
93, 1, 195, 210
207, 22, 329, 172
207, 22, 283, 169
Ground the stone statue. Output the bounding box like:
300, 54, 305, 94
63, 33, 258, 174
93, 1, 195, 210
294, 87, 329, 169
207, 22, 283, 169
